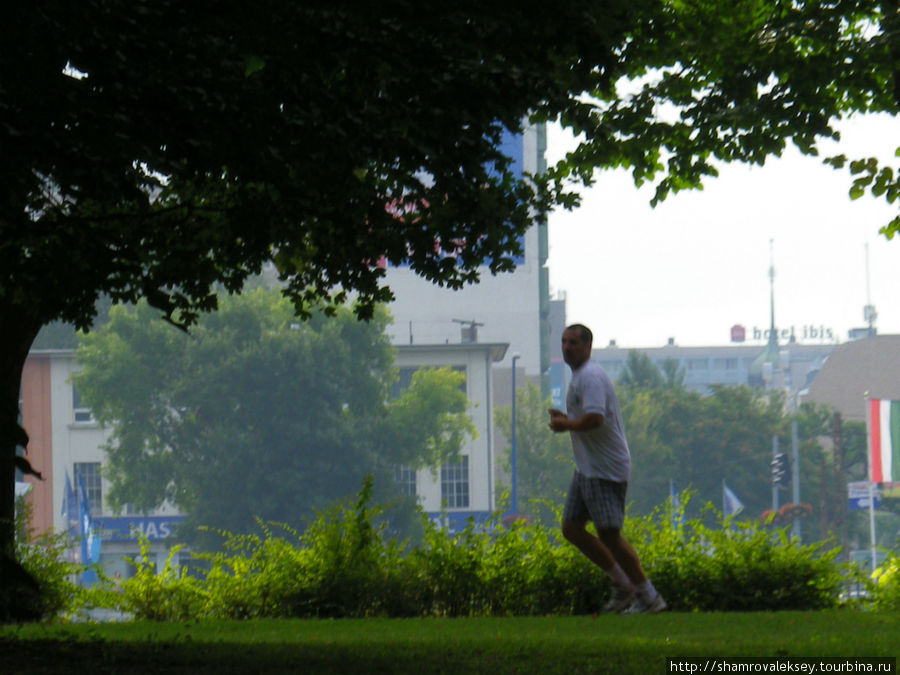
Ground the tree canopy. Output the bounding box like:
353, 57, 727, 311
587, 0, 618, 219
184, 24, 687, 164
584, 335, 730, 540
3, 0, 898, 615
553, 0, 899, 235
1, 0, 637, 588
73, 290, 474, 541
4, 2, 896, 340
615, 357, 876, 544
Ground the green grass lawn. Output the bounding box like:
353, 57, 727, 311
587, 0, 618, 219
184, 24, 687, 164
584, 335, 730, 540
1, 611, 898, 674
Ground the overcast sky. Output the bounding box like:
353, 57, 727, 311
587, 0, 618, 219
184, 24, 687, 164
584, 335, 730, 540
545, 113, 899, 349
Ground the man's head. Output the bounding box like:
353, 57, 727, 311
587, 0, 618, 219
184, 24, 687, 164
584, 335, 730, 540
561, 324, 593, 370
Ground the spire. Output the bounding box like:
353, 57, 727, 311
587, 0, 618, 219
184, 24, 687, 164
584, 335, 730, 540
749, 240, 780, 387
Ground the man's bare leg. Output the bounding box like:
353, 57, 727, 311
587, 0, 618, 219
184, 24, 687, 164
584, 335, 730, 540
561, 521, 616, 571
598, 527, 667, 612
597, 528, 647, 586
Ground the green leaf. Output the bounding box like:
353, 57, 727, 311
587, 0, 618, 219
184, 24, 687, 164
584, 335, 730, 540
244, 55, 266, 77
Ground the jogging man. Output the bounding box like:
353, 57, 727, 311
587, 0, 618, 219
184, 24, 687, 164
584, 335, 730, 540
549, 323, 667, 614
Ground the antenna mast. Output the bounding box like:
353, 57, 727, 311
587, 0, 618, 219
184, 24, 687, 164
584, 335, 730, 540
864, 243, 877, 332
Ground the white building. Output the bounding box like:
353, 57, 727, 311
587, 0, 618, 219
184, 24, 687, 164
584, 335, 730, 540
383, 125, 557, 384
20, 335, 511, 577
382, 125, 565, 521
394, 342, 507, 530
21, 349, 184, 579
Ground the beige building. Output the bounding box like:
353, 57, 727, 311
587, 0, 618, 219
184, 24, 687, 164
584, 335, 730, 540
800, 335, 900, 423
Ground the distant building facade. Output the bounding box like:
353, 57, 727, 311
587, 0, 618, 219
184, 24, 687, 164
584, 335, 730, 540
19, 338, 511, 577
590, 339, 834, 402
383, 125, 554, 385
20, 350, 184, 579
394, 342, 508, 530
382, 125, 562, 518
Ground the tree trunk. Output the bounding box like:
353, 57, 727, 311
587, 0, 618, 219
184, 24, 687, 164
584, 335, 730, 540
0, 304, 44, 621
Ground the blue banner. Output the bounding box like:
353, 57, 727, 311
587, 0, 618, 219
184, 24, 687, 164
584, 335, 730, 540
549, 358, 565, 409
427, 511, 492, 534
94, 516, 185, 542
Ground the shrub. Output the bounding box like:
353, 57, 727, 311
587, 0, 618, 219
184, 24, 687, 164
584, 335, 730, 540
478, 516, 607, 616
196, 475, 411, 619
191, 523, 311, 620
628, 496, 844, 611
116, 537, 207, 621
406, 515, 490, 616
70, 481, 854, 620
11, 499, 85, 621
281, 476, 397, 618
871, 553, 900, 611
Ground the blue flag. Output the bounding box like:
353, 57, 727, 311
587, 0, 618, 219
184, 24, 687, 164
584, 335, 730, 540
62, 473, 81, 556
669, 480, 683, 529
76, 474, 101, 583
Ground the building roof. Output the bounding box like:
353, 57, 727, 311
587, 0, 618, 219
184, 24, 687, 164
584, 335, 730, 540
591, 342, 831, 358
395, 342, 509, 363
802, 335, 900, 422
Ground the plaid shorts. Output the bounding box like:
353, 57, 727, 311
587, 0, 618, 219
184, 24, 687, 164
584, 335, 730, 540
562, 471, 627, 531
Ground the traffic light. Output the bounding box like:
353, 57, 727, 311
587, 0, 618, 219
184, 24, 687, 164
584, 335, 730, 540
771, 452, 791, 487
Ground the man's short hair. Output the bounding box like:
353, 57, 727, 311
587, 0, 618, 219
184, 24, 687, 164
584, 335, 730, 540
565, 324, 593, 345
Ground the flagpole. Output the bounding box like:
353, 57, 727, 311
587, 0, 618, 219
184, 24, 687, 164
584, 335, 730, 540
669, 478, 676, 529
791, 420, 801, 541
865, 393, 877, 573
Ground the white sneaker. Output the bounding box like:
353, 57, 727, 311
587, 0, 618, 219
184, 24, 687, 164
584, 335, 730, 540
601, 585, 635, 613
623, 593, 668, 614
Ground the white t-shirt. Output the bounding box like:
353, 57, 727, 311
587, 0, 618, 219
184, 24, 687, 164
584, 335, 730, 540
566, 360, 631, 482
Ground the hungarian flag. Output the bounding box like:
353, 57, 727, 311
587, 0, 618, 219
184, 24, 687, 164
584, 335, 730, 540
869, 398, 900, 484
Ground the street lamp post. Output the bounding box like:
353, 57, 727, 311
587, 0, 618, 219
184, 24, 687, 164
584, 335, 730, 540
511, 353, 521, 515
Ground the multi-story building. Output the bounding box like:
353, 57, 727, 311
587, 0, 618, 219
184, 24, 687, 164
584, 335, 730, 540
394, 341, 508, 530
18, 335, 512, 579
590, 337, 833, 403
383, 125, 556, 388
382, 125, 563, 519
21, 349, 185, 578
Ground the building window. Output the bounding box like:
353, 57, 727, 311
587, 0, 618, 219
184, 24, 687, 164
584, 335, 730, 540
713, 358, 738, 370
74, 462, 102, 514
72, 385, 94, 423
441, 456, 469, 509
686, 358, 709, 371
394, 465, 417, 497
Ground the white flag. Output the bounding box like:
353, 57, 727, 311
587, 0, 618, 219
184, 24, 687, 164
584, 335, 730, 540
723, 483, 744, 516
